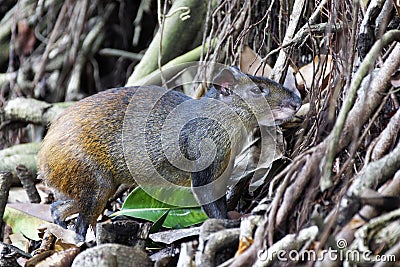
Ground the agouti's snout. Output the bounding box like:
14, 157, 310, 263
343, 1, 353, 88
273, 93, 302, 123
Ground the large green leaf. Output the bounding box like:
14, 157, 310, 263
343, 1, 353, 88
113, 187, 208, 228
3, 205, 49, 241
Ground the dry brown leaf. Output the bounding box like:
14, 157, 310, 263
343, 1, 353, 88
295, 55, 333, 91
17, 20, 36, 56
283, 66, 299, 95
32, 230, 56, 256
235, 236, 254, 257
37, 224, 82, 248
239, 45, 272, 77
26, 247, 80, 267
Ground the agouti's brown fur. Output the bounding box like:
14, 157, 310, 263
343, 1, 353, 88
38, 67, 301, 239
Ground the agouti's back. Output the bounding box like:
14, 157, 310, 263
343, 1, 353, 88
40, 87, 139, 191
39, 86, 196, 236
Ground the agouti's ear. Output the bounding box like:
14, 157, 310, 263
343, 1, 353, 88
213, 67, 240, 96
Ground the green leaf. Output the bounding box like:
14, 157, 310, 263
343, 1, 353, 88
113, 187, 208, 228
162, 207, 208, 228
3, 205, 49, 241
150, 209, 170, 233
122, 187, 178, 209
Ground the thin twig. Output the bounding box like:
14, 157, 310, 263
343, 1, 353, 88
33, 0, 71, 86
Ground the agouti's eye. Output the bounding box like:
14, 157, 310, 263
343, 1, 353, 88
250, 87, 261, 94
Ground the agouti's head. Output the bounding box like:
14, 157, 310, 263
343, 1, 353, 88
212, 66, 302, 125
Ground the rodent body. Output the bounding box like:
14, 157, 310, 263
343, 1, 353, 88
38, 67, 301, 239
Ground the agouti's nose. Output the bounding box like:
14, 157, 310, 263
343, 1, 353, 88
292, 94, 302, 110
282, 94, 302, 111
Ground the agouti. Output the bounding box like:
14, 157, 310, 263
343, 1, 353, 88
38, 66, 301, 239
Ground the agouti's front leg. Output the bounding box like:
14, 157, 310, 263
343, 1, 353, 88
51, 199, 79, 229
199, 197, 229, 219
51, 169, 117, 241
50, 199, 91, 240
191, 169, 229, 219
